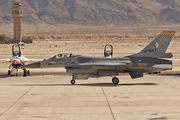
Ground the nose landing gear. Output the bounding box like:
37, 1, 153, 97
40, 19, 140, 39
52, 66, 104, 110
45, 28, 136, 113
70, 75, 76, 85
70, 80, 76, 85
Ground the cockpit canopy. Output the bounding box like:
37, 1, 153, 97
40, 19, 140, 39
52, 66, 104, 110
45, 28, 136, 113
50, 53, 81, 59
12, 44, 21, 57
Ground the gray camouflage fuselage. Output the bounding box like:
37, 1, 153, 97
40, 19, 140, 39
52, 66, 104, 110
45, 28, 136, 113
26, 54, 172, 79
25, 31, 175, 82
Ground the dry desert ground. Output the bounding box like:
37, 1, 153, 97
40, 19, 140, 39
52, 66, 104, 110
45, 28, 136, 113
1, 27, 180, 120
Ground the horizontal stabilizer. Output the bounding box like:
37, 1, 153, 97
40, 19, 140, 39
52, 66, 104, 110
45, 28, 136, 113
129, 72, 143, 79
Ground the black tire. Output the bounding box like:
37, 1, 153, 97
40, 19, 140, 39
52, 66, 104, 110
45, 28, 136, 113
27, 70, 30, 76
8, 70, 10, 75
71, 80, 76, 85
112, 77, 119, 84
23, 69, 27, 77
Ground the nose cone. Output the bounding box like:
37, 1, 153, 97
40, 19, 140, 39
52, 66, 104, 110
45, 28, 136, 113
12, 60, 20, 65
25, 61, 41, 68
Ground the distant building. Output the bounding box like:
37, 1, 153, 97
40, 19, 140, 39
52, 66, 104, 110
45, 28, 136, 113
147, 36, 156, 39
56, 37, 64, 39
115, 36, 124, 39
86, 36, 93, 39
8, 38, 32, 44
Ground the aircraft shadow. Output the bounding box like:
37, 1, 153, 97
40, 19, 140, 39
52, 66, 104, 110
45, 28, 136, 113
13, 83, 157, 87
0, 74, 29, 78
69, 83, 157, 87
155, 71, 180, 77
157, 73, 180, 77
0, 75, 14, 78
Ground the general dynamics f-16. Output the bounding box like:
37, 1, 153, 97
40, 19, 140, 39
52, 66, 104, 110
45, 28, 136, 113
25, 31, 176, 85
0, 36, 40, 76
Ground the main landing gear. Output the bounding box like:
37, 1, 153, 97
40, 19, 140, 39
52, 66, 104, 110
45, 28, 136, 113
23, 69, 30, 77
7, 68, 18, 76
70, 75, 119, 85
7, 67, 30, 77
23, 68, 30, 77
112, 77, 119, 84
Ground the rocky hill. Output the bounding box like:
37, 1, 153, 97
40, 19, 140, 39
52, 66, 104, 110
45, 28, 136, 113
1, 0, 180, 26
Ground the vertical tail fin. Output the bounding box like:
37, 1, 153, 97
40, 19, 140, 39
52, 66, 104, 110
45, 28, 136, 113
130, 31, 175, 58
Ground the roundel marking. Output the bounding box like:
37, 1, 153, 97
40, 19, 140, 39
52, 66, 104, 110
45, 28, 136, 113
154, 42, 159, 48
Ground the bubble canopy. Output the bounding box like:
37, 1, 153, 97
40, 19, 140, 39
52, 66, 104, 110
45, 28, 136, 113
49, 53, 81, 59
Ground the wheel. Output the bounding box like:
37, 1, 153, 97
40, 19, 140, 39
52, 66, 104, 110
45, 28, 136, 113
112, 77, 119, 84
71, 80, 76, 85
27, 70, 30, 76
8, 70, 10, 75
23, 69, 27, 77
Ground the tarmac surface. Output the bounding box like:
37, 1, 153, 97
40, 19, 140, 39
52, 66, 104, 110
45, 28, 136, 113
0, 71, 180, 120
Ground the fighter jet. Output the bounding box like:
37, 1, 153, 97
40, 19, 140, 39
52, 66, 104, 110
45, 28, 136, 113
0, 36, 41, 76
25, 31, 176, 85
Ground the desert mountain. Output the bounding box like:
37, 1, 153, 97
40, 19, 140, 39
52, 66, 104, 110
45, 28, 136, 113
1, 0, 180, 26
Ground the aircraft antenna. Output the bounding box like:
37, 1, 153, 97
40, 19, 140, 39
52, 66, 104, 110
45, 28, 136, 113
105, 22, 107, 45
20, 34, 22, 55
105, 24, 107, 45
20, 34, 22, 47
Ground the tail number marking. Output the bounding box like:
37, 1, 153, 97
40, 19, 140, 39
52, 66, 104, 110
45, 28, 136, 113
144, 49, 157, 53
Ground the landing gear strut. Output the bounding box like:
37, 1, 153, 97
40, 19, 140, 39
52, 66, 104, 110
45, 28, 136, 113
8, 70, 10, 76
23, 68, 27, 77
7, 66, 30, 77
70, 75, 76, 85
7, 68, 15, 76
27, 70, 30, 76
112, 77, 119, 84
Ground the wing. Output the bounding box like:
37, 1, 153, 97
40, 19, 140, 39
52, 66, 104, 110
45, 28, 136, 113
0, 59, 11, 62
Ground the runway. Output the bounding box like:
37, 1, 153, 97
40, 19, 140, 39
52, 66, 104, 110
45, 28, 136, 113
0, 72, 180, 120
